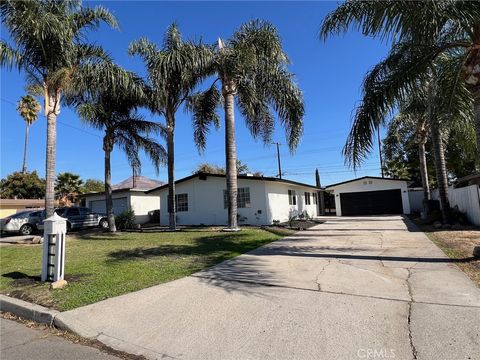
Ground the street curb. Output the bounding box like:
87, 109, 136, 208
0, 294, 59, 326
54, 312, 100, 339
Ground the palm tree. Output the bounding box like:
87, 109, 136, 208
0, 0, 119, 217
75, 68, 167, 232
129, 24, 215, 230
386, 106, 431, 219
331, 38, 472, 223
320, 0, 480, 161
55, 172, 83, 206
189, 20, 304, 230
16, 95, 41, 174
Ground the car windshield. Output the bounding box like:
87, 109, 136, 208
54, 208, 66, 216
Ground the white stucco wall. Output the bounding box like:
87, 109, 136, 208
265, 181, 318, 223
129, 192, 161, 224
153, 176, 269, 226
151, 175, 318, 225
327, 178, 410, 216
83, 190, 160, 224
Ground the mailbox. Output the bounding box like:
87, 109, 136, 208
41, 213, 66, 282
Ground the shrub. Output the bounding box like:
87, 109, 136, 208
115, 209, 136, 230
450, 206, 470, 225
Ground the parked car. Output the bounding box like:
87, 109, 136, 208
0, 210, 44, 235
38, 207, 109, 232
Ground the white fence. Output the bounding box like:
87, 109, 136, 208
424, 185, 480, 226
408, 190, 424, 213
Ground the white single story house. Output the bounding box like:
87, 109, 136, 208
78, 176, 163, 224
146, 172, 320, 226
325, 176, 411, 216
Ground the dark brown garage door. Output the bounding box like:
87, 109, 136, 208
340, 189, 403, 216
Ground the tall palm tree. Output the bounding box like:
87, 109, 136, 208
320, 0, 480, 161
75, 68, 167, 232
16, 95, 41, 174
0, 0, 120, 217
189, 20, 304, 230
129, 24, 215, 230
387, 105, 431, 219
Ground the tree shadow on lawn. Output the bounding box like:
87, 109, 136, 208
105, 233, 285, 298
106, 232, 267, 263
2, 271, 87, 287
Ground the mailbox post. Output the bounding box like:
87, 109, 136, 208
41, 213, 66, 282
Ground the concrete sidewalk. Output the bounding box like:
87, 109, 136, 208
56, 216, 480, 360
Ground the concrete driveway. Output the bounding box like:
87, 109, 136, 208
57, 216, 480, 360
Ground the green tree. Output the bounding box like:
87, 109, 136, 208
1, 0, 119, 217
194, 163, 225, 175
0, 171, 45, 199
320, 0, 480, 162
16, 95, 41, 174
82, 179, 104, 193
189, 20, 304, 229
129, 23, 215, 231
55, 172, 83, 205
75, 67, 167, 232
193, 160, 254, 175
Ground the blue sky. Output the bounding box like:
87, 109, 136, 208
0, 1, 390, 187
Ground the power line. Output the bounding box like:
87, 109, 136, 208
1, 97, 102, 139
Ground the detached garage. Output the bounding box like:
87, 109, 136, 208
325, 176, 411, 216
78, 189, 160, 224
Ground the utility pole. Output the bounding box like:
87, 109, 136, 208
315, 168, 325, 216
273, 142, 282, 179
378, 126, 384, 178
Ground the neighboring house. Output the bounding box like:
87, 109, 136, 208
325, 176, 411, 216
0, 199, 55, 218
146, 172, 319, 226
78, 176, 164, 224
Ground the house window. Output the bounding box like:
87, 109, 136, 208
305, 192, 311, 205
223, 187, 251, 209
313, 192, 317, 204
175, 193, 188, 212
288, 190, 296, 205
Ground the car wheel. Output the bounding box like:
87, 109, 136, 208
20, 224, 34, 236
66, 222, 72, 233
99, 218, 109, 229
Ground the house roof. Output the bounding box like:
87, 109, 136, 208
112, 176, 164, 190
78, 188, 147, 198
146, 172, 319, 193
0, 198, 47, 206
79, 176, 165, 197
325, 176, 410, 189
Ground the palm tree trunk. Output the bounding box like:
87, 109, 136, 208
22, 124, 29, 174
103, 136, 116, 232
223, 87, 238, 230
45, 90, 59, 218
473, 86, 480, 164
430, 115, 450, 224
416, 119, 430, 220
418, 141, 430, 217
166, 113, 176, 230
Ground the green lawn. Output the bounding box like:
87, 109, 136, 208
0, 228, 281, 311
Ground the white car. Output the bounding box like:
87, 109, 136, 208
0, 210, 43, 235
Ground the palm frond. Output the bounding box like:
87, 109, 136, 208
186, 85, 221, 152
